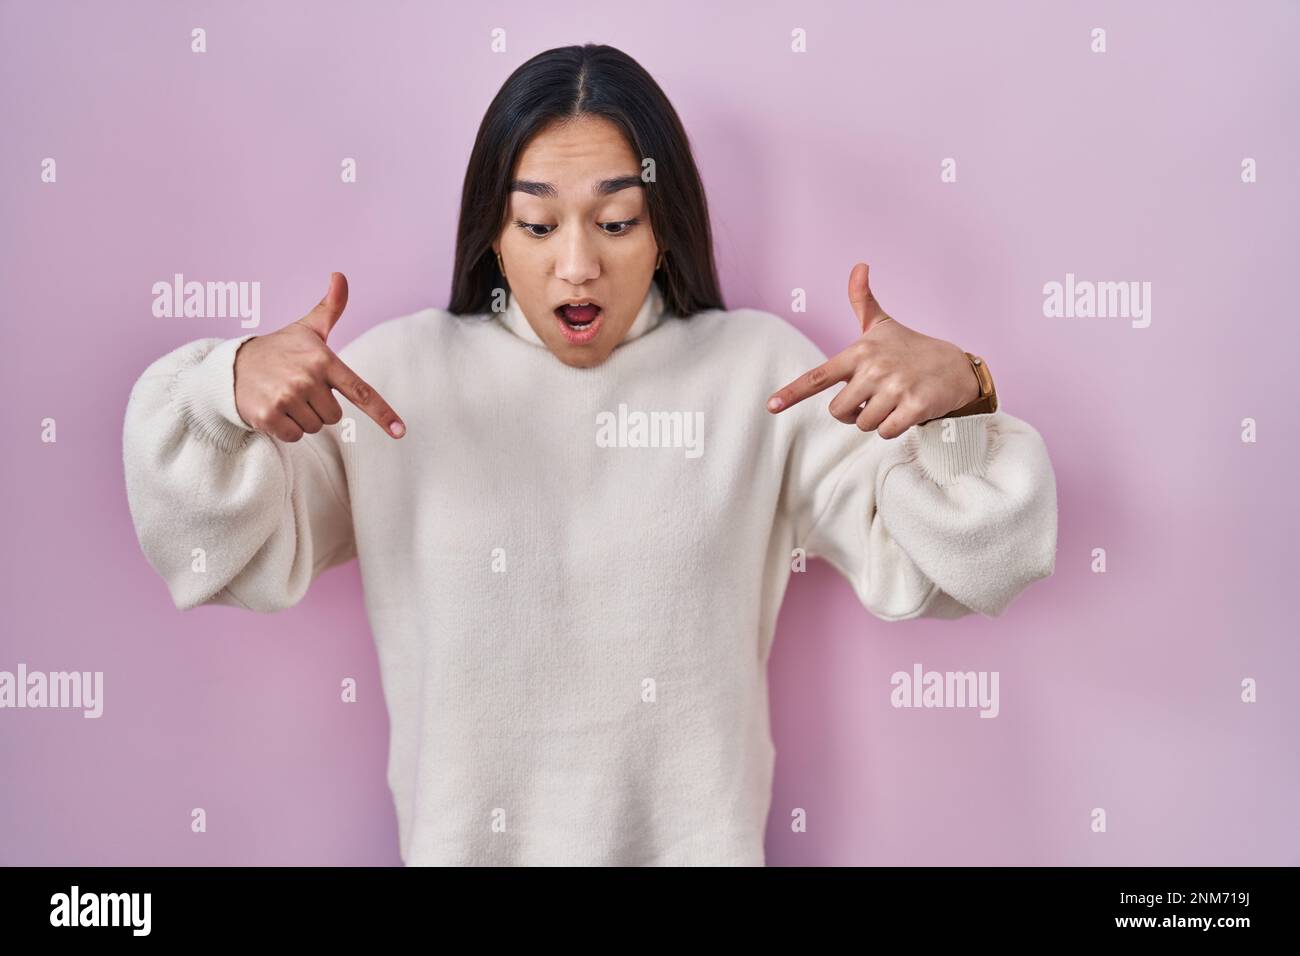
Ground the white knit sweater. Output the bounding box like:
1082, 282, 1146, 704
122, 280, 1058, 865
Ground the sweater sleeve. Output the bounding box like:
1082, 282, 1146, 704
784, 399, 1058, 621
122, 334, 357, 612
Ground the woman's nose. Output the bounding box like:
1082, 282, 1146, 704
553, 230, 600, 285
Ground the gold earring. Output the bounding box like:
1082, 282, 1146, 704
655, 249, 665, 271
495, 250, 506, 278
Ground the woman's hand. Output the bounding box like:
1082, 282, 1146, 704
766, 263, 981, 439
233, 272, 406, 442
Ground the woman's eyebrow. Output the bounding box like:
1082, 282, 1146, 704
509, 174, 643, 198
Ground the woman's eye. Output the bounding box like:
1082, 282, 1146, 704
512, 218, 641, 239
601, 218, 641, 236
514, 220, 553, 238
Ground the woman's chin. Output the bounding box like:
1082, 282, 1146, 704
550, 342, 613, 368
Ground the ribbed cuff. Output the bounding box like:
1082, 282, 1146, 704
906, 412, 995, 486
168, 334, 260, 452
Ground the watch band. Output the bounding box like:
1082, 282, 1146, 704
953, 351, 997, 416
919, 351, 998, 425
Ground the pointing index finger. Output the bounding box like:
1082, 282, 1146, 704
766, 350, 855, 413
324, 353, 406, 438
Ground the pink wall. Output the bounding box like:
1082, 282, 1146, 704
2, 0, 1296, 865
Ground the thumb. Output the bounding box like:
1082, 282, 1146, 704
298, 272, 349, 341
847, 262, 887, 334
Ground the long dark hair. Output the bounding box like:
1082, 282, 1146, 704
447, 43, 724, 318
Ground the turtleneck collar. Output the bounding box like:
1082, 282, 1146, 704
498, 281, 666, 349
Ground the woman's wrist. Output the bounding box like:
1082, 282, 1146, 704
957, 354, 982, 407
948, 351, 997, 417
918, 351, 998, 425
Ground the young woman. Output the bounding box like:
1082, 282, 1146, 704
123, 43, 1058, 866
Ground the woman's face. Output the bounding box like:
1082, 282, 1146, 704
493, 114, 660, 368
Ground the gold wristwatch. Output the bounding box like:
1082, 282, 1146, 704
921, 351, 998, 425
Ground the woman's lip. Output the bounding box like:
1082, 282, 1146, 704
553, 306, 604, 344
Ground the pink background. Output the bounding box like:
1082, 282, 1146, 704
2, 0, 1297, 865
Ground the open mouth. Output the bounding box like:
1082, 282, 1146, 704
553, 303, 604, 344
